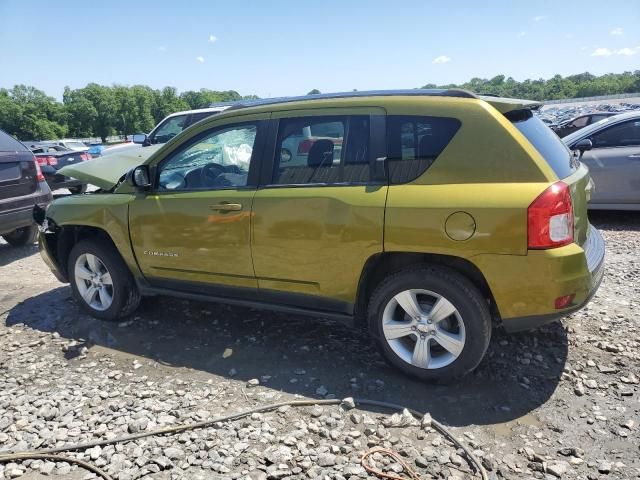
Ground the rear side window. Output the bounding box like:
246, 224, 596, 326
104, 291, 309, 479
386, 116, 461, 184
0, 130, 28, 152
190, 111, 215, 125
508, 109, 575, 179
272, 115, 371, 185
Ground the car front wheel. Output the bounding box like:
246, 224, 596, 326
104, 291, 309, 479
368, 266, 491, 382
68, 239, 141, 321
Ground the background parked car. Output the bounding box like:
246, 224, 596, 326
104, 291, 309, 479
132, 105, 231, 147
551, 112, 617, 137
29, 144, 90, 194
564, 111, 640, 210
54, 139, 90, 152
0, 130, 52, 246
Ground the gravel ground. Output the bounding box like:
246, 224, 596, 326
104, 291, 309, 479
0, 210, 638, 480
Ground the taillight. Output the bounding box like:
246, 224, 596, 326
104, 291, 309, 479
33, 158, 45, 182
36, 155, 57, 166
80, 153, 90, 161
527, 181, 574, 249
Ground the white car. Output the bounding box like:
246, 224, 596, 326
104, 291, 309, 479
56, 139, 89, 152
132, 106, 231, 147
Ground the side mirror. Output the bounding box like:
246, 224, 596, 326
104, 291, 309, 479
573, 138, 592, 161
127, 165, 152, 189
574, 138, 593, 152
132, 133, 148, 144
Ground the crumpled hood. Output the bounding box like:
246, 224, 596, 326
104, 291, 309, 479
58, 145, 162, 190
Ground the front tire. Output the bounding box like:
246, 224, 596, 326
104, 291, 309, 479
68, 184, 87, 195
368, 266, 491, 382
2, 225, 38, 246
68, 238, 141, 321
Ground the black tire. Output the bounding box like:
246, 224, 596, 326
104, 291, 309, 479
2, 224, 38, 247
68, 184, 87, 194
368, 266, 491, 382
67, 238, 141, 321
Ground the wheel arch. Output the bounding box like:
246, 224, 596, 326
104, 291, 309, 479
354, 252, 500, 325
45, 225, 128, 282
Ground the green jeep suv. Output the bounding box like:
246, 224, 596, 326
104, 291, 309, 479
37, 90, 605, 381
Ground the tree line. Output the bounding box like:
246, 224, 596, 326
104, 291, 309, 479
1, 71, 639, 142
422, 71, 640, 101
0, 84, 255, 142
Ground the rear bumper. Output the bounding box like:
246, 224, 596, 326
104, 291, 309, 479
0, 187, 51, 236
473, 226, 605, 332
43, 171, 84, 190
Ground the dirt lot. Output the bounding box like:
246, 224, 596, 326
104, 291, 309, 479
0, 211, 638, 480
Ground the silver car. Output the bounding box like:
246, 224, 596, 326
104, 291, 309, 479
564, 111, 640, 210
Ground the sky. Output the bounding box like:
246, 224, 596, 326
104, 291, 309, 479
1, 0, 639, 99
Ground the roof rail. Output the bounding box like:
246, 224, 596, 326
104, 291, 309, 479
222, 89, 478, 112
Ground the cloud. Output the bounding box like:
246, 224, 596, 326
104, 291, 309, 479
591, 48, 613, 56
610, 27, 623, 36
432, 55, 451, 64
196, 56, 205, 63
616, 47, 636, 56
590, 46, 638, 57
518, 31, 527, 37
208, 35, 217, 43
533, 15, 546, 21
157, 46, 167, 52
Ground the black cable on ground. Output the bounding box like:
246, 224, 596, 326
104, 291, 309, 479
0, 397, 488, 480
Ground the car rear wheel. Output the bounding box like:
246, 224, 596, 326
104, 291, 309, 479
68, 239, 141, 321
2, 225, 38, 247
368, 266, 491, 382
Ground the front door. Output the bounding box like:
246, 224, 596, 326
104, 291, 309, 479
251, 110, 387, 313
129, 121, 265, 293
580, 119, 640, 205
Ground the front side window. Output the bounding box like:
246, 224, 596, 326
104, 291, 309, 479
386, 115, 461, 184
151, 114, 188, 144
157, 124, 257, 191
570, 117, 588, 128
272, 115, 371, 185
591, 120, 640, 148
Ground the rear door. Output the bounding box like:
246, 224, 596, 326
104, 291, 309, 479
579, 119, 640, 205
251, 108, 387, 313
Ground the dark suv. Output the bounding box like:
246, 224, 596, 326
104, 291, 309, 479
0, 130, 52, 246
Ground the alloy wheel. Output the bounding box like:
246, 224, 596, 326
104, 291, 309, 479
74, 253, 114, 311
381, 289, 466, 370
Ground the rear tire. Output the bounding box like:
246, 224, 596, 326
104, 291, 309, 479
368, 266, 491, 382
2, 225, 38, 247
68, 238, 141, 321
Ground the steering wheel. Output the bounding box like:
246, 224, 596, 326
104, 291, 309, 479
200, 163, 226, 187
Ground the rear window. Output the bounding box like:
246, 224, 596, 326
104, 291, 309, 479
0, 130, 28, 152
508, 109, 575, 179
386, 115, 461, 184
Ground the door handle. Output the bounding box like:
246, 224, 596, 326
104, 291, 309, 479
209, 203, 242, 211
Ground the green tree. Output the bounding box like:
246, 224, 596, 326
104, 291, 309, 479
307, 89, 321, 95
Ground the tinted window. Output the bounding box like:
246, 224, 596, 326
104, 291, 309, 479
591, 120, 640, 148
158, 124, 257, 191
272, 115, 370, 185
386, 116, 460, 184
589, 115, 609, 124
190, 111, 215, 125
0, 130, 28, 152
570, 117, 588, 128
152, 114, 188, 144
509, 109, 575, 179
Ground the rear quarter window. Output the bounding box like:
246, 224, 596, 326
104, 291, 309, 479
507, 109, 575, 179
0, 130, 28, 152
386, 115, 461, 184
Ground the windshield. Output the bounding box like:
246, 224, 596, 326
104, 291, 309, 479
509, 109, 575, 179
